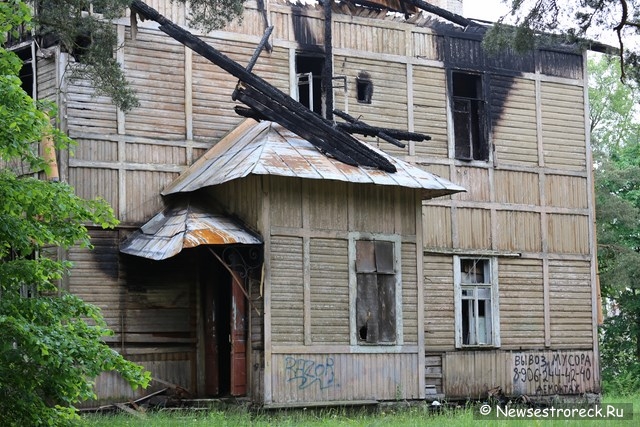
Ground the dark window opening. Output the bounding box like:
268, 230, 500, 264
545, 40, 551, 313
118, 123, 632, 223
356, 74, 373, 104
296, 54, 324, 115
355, 240, 396, 345
14, 46, 34, 97
452, 72, 488, 161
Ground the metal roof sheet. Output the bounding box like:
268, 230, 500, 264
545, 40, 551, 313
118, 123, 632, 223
163, 120, 465, 199
120, 200, 262, 260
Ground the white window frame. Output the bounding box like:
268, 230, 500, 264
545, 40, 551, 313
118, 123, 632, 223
348, 233, 403, 347
454, 256, 500, 348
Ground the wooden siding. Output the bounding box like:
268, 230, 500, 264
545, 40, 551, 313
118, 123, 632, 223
413, 65, 448, 159
499, 258, 545, 348
425, 354, 443, 395
69, 229, 197, 404
192, 40, 289, 141
334, 56, 409, 152
457, 208, 491, 250
541, 82, 586, 171
123, 28, 186, 139
492, 77, 538, 167
36, 56, 58, 101
271, 352, 420, 403
270, 236, 304, 344
352, 184, 396, 234
444, 349, 597, 398
494, 170, 540, 206
452, 167, 490, 202
66, 77, 118, 136
307, 180, 349, 231
269, 177, 303, 228
125, 170, 179, 223
423, 255, 455, 351
547, 214, 590, 254
549, 260, 593, 348
68, 167, 119, 215
334, 22, 406, 55
402, 242, 418, 344
310, 238, 350, 344
73, 138, 118, 163
546, 175, 588, 209
423, 206, 452, 248
207, 175, 263, 232
495, 211, 542, 253
413, 32, 443, 61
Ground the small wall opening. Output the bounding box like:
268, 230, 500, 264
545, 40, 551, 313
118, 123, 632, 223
356, 72, 373, 104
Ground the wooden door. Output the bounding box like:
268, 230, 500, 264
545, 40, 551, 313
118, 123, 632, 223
229, 271, 247, 396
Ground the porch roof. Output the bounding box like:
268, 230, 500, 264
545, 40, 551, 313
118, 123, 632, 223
120, 200, 261, 260
162, 119, 465, 200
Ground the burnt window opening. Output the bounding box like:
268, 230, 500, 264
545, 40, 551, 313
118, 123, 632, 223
14, 46, 35, 98
456, 258, 498, 347
451, 71, 488, 162
355, 240, 396, 345
295, 54, 324, 116
356, 75, 373, 104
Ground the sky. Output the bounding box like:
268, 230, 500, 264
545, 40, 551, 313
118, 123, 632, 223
463, 0, 510, 22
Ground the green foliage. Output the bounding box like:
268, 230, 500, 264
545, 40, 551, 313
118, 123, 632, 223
483, 0, 640, 86
589, 56, 640, 396
1, 5, 150, 426
31, 0, 246, 112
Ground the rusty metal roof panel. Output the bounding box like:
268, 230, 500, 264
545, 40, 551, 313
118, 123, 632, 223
120, 200, 261, 260
162, 119, 465, 199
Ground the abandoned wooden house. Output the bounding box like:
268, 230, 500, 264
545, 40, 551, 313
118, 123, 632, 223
9, 0, 601, 405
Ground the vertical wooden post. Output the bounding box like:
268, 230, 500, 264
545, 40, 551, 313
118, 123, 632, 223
323, 0, 334, 121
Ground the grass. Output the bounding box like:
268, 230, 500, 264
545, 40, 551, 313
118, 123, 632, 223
82, 394, 640, 426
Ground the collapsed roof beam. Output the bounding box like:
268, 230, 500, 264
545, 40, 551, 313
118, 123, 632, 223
130, 0, 396, 172
403, 0, 477, 28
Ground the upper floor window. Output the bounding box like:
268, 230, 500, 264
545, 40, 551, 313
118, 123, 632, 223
354, 239, 398, 345
451, 71, 489, 161
295, 54, 324, 115
454, 257, 499, 347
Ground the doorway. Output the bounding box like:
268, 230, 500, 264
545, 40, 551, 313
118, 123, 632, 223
200, 249, 247, 396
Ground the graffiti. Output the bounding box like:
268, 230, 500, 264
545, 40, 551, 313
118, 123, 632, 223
512, 352, 593, 395
285, 356, 335, 390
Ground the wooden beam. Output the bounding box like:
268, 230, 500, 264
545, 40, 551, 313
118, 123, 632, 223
130, 0, 396, 172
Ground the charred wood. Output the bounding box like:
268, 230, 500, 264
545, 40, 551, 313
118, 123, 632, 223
130, 0, 396, 172
333, 109, 431, 147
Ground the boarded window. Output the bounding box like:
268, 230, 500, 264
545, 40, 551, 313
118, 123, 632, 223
355, 240, 396, 344
456, 258, 498, 347
451, 72, 488, 161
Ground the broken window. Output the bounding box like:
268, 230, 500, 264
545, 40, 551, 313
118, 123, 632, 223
295, 54, 324, 115
455, 257, 499, 347
355, 240, 396, 344
356, 73, 372, 104
451, 72, 488, 161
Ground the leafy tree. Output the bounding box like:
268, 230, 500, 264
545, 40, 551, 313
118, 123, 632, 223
589, 56, 640, 395
1, 3, 150, 426
29, 0, 246, 112
485, 1, 640, 84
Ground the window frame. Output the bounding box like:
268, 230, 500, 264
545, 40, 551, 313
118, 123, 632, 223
349, 233, 403, 347
449, 70, 490, 162
453, 256, 500, 348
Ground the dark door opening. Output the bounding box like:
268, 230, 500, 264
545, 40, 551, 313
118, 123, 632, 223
200, 250, 247, 397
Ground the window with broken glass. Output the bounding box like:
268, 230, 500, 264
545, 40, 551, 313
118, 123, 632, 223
355, 240, 397, 345
451, 71, 489, 162
454, 257, 499, 347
